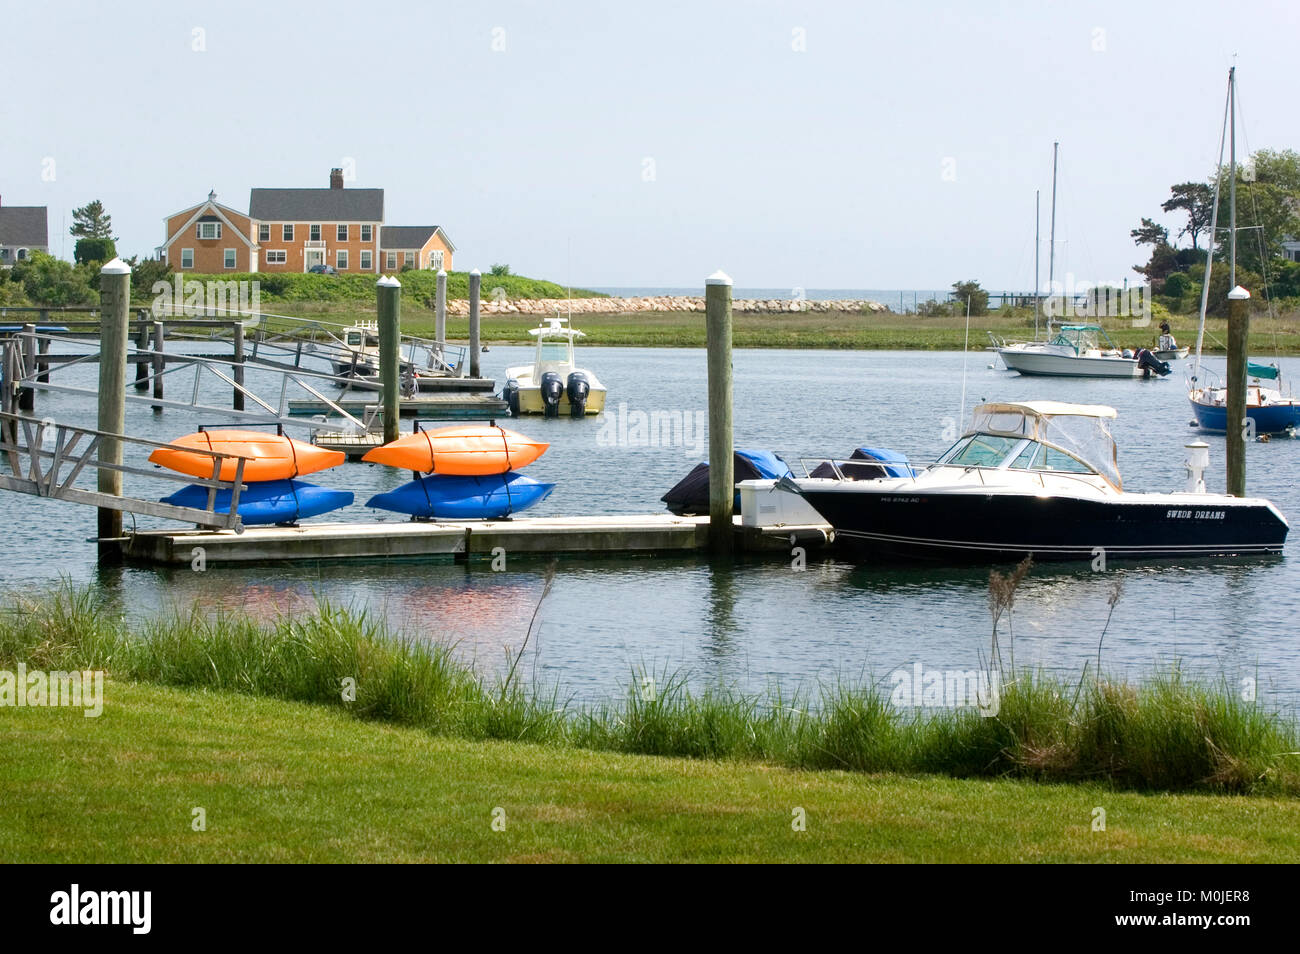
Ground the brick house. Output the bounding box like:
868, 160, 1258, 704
160, 191, 257, 272
380, 225, 455, 272
0, 197, 49, 267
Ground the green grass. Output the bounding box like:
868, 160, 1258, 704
4, 679, 1300, 862
3, 585, 1298, 797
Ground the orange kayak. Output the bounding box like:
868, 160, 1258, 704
362, 425, 548, 475
149, 430, 344, 482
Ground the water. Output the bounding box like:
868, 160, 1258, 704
7, 341, 1300, 706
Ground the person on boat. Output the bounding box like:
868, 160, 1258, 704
1158, 320, 1177, 351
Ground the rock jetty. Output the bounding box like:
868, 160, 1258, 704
441, 295, 888, 316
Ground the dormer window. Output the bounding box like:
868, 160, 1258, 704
197, 222, 221, 240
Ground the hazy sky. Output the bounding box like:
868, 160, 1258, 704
2, 0, 1295, 291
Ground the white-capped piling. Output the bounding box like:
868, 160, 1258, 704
469, 269, 481, 378
435, 269, 447, 362
1226, 285, 1250, 496
377, 275, 402, 444
97, 258, 131, 560
706, 270, 734, 554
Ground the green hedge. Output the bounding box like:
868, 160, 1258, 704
177, 270, 605, 304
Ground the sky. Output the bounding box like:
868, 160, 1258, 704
2, 0, 1296, 292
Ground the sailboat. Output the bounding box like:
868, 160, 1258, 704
1187, 67, 1300, 434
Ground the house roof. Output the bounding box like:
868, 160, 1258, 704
249, 188, 383, 222
0, 206, 49, 246
380, 225, 440, 250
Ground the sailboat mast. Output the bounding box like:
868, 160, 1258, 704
1193, 69, 1232, 381
1048, 142, 1058, 292
1229, 67, 1237, 287
1034, 189, 1041, 338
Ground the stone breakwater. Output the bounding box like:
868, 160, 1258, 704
441, 295, 888, 316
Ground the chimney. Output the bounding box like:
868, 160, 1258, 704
330, 168, 344, 190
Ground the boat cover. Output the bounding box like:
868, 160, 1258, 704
661, 450, 792, 516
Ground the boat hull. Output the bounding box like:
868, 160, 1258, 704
149, 430, 344, 482
162, 480, 353, 525
797, 486, 1288, 563
361, 425, 548, 475
999, 349, 1144, 378
1189, 397, 1300, 434
512, 386, 607, 416
365, 472, 555, 519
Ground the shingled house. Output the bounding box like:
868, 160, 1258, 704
159, 190, 257, 272
380, 225, 455, 273
0, 197, 49, 267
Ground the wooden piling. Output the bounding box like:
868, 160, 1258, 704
98, 258, 131, 561
36, 337, 49, 384
133, 311, 150, 391
151, 320, 165, 407
233, 321, 245, 410
1226, 285, 1250, 496
706, 270, 734, 554
18, 323, 34, 411
469, 269, 481, 379
377, 275, 402, 444
435, 269, 447, 362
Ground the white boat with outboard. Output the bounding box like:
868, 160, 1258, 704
998, 324, 1171, 378
331, 321, 461, 391
501, 313, 606, 417
784, 400, 1287, 563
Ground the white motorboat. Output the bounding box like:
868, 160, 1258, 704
501, 314, 606, 417
999, 324, 1171, 378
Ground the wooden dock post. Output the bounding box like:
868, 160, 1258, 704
233, 321, 245, 410
151, 320, 165, 408
98, 258, 131, 561
18, 323, 35, 411
469, 268, 481, 379
133, 311, 150, 391
36, 337, 49, 384
706, 270, 734, 554
435, 269, 447, 363
377, 274, 402, 444
1226, 285, 1250, 496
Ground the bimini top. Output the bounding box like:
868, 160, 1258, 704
1057, 324, 1104, 333
964, 401, 1122, 490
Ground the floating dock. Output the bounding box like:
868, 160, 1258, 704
122, 515, 833, 565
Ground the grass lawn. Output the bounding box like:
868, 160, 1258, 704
3, 679, 1298, 863
260, 300, 1300, 353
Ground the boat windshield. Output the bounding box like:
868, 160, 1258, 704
538, 340, 572, 364
967, 404, 1121, 489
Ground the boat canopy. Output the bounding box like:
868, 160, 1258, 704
1248, 362, 1280, 380
967, 401, 1121, 489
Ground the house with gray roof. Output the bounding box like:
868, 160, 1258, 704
380, 225, 455, 272
0, 198, 49, 267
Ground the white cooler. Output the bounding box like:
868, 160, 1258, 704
737, 479, 827, 528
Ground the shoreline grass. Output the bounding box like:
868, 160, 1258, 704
3, 584, 1297, 797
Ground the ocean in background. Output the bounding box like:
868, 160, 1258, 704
590, 287, 965, 305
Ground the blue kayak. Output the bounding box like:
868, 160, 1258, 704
162, 479, 353, 525
366, 472, 554, 519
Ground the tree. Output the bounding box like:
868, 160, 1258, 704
1161, 182, 1214, 250
1131, 217, 1169, 249
73, 237, 116, 266
1209, 148, 1300, 276
950, 280, 988, 316
489, 263, 511, 276
8, 251, 96, 305
69, 200, 115, 240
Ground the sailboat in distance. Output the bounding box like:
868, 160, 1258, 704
1187, 66, 1300, 434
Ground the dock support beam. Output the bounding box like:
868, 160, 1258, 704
233, 321, 245, 410
435, 269, 447, 364
1226, 285, 1250, 497
706, 270, 734, 554
469, 268, 481, 379
377, 274, 402, 445
133, 311, 150, 391
151, 320, 165, 409
98, 258, 131, 561
18, 323, 34, 411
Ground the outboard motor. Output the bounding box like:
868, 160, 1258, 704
501, 378, 520, 417
1136, 348, 1171, 378
566, 371, 590, 418
539, 371, 564, 418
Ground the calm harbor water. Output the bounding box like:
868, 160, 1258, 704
5, 341, 1300, 705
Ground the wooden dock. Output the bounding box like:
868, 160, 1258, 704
288, 390, 509, 418
122, 515, 833, 565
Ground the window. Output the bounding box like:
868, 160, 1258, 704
310, 225, 321, 242
16, 248, 28, 262
404, 251, 415, 269
945, 434, 1020, 468
0, 249, 8, 261
360, 225, 372, 242
224, 249, 237, 269
360, 250, 372, 270
1009, 442, 1041, 470
1035, 446, 1094, 475
386, 251, 396, 269
266, 250, 287, 264
336, 250, 348, 270
429, 250, 444, 270
197, 222, 221, 240
337, 225, 348, 241
283, 224, 294, 241
181, 248, 194, 269
258, 224, 269, 242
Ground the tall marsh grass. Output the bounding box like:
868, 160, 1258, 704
2, 584, 1297, 795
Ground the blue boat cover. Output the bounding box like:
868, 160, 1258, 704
366, 471, 554, 520
161, 479, 353, 525
1247, 362, 1281, 380
735, 449, 792, 479
853, 446, 916, 477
